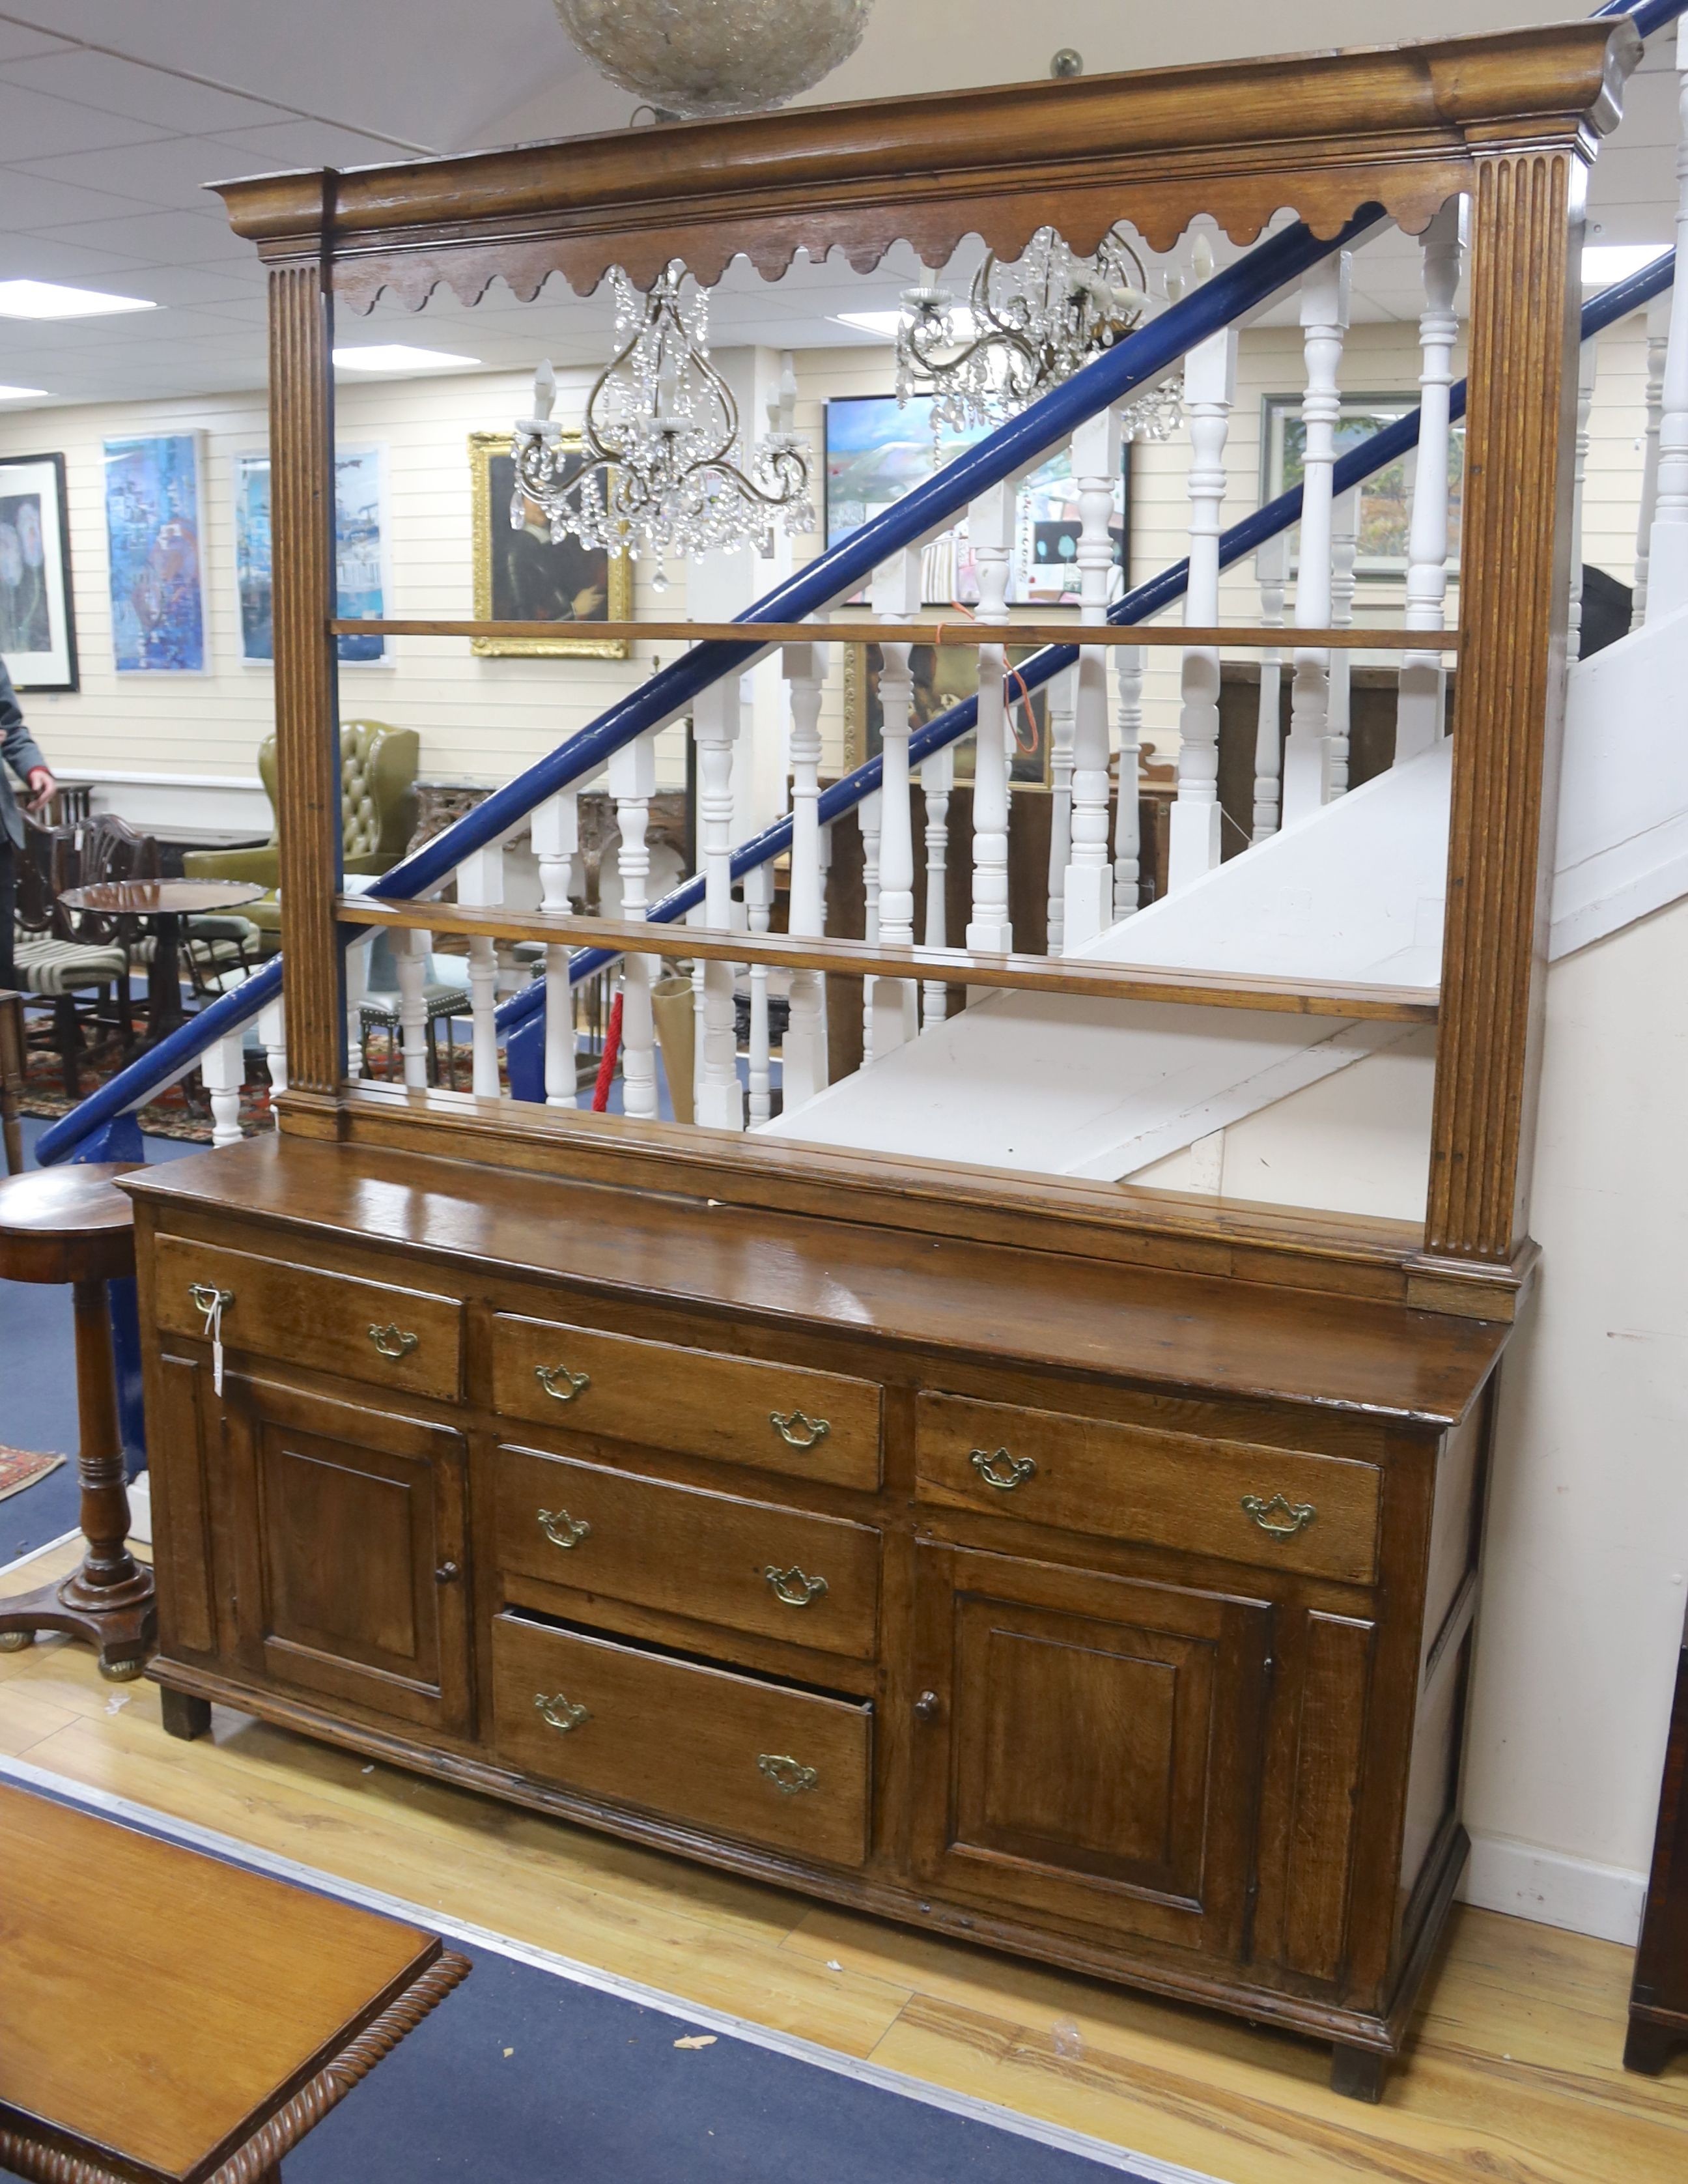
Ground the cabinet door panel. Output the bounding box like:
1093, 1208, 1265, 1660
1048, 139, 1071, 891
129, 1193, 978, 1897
222, 1374, 470, 1735
914, 1547, 1272, 1958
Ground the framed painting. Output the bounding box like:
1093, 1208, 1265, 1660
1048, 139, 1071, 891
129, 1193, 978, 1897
843, 641, 1052, 783
0, 452, 77, 691
824, 393, 1130, 607
468, 429, 631, 657
1261, 393, 1465, 578
104, 431, 208, 672
236, 446, 390, 665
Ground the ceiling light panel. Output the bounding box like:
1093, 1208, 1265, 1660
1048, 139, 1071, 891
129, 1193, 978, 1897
1582, 244, 1671, 285
333, 345, 481, 371
0, 278, 157, 319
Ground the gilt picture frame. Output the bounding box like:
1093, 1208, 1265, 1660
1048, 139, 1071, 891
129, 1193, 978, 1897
0, 451, 77, 692
468, 429, 631, 657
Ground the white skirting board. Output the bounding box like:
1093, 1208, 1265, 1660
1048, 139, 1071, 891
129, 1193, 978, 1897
1460, 1831, 1648, 1947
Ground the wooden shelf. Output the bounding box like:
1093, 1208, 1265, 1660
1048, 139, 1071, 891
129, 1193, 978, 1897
331, 617, 1456, 653
338, 896, 1440, 1024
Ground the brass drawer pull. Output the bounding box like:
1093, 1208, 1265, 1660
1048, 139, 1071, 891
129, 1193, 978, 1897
188, 1283, 233, 1320
369, 1323, 419, 1360
535, 1691, 590, 1734
970, 1447, 1037, 1492
757, 1753, 818, 1796
536, 1363, 591, 1403
538, 1508, 591, 1551
763, 1565, 828, 1609
769, 1409, 830, 1450
1241, 1492, 1317, 1539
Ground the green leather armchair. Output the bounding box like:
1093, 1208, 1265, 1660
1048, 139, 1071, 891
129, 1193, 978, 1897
184, 722, 420, 949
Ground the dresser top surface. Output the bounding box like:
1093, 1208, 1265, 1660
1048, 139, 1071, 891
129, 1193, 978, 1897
125, 1135, 1508, 1429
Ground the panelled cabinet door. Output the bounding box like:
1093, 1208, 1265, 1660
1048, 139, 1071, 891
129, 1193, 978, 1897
912, 1547, 1273, 1960
220, 1374, 471, 1736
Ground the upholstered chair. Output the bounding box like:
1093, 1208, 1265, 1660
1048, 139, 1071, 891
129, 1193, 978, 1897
183, 722, 420, 950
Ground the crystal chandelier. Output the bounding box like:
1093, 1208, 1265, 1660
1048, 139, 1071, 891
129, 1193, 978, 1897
554, 0, 873, 119
895, 225, 1185, 446
511, 262, 814, 581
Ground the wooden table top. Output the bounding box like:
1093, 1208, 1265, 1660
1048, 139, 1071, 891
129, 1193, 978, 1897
0, 1162, 139, 1285
0, 1783, 443, 2184
57, 881, 266, 917
124, 1133, 1509, 1428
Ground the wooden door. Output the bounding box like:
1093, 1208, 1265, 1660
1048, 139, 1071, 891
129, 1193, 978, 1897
912, 1547, 1273, 1959
221, 1374, 471, 1735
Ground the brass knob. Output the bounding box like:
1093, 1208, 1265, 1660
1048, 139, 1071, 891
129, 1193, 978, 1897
434, 1560, 461, 1583
914, 1690, 941, 1721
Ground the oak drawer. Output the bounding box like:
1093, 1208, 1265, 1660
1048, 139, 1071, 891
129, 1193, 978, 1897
496, 1445, 879, 1661
916, 1393, 1381, 1585
491, 1312, 882, 1490
152, 1234, 464, 1404
490, 1613, 872, 1867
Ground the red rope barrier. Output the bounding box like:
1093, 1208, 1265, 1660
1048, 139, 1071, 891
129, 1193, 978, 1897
591, 990, 624, 1111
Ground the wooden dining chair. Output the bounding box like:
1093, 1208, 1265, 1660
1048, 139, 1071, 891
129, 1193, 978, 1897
0, 990, 25, 1175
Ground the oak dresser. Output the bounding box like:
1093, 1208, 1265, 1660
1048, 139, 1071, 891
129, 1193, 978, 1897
126, 1133, 1506, 2101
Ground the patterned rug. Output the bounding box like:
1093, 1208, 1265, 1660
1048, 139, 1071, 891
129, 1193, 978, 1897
0, 1447, 64, 1505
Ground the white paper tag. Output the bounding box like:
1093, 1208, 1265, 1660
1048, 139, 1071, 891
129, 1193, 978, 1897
194, 1289, 227, 1397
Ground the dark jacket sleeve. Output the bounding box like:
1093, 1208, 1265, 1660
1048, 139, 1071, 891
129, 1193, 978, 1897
0, 659, 48, 785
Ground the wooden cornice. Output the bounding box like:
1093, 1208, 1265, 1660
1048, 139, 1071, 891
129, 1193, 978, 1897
208, 19, 1638, 311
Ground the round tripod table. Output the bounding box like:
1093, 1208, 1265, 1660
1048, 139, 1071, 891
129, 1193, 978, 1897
0, 1163, 156, 1680
57, 878, 266, 1046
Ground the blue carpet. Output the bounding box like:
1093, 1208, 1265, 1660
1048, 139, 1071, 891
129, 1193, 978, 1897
0, 1118, 197, 1563
0, 1779, 1165, 2184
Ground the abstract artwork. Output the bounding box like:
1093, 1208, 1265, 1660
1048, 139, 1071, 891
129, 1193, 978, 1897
468, 430, 631, 657
824, 394, 1129, 606
1262, 393, 1465, 577
236, 445, 388, 665
0, 451, 77, 691
104, 431, 207, 672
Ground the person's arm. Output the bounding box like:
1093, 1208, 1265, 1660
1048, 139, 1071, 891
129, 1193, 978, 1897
0, 660, 53, 812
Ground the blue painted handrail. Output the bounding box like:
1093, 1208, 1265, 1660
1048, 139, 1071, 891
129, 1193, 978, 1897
39, 209, 1378, 1164
495, 242, 1678, 1096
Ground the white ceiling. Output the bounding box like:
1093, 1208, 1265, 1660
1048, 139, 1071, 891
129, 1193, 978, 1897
0, 3, 1677, 411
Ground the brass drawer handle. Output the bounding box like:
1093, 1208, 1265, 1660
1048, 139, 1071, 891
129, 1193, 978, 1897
535, 1691, 590, 1734
1241, 1492, 1317, 1539
538, 1508, 591, 1551
536, 1363, 591, 1403
757, 1753, 818, 1796
369, 1323, 419, 1360
188, 1283, 233, 1320
763, 1565, 828, 1609
770, 1408, 830, 1450
970, 1447, 1037, 1492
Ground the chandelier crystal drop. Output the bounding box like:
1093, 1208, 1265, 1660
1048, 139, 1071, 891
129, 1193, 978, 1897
510, 262, 815, 578
895, 225, 1185, 446
554, 0, 873, 119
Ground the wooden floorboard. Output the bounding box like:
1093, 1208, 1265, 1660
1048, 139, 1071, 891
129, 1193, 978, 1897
3, 1544, 1685, 2183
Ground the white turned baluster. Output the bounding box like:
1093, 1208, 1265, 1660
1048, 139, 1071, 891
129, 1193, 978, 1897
455, 843, 505, 1101
967, 481, 1015, 954
1326, 486, 1358, 798
1282, 253, 1351, 825
395, 927, 431, 1090
1112, 644, 1145, 920
1063, 408, 1123, 948
781, 641, 829, 1107
544, 952, 574, 1107
870, 548, 921, 1057
202, 1027, 246, 1148
345, 933, 371, 1079
1650, 21, 1688, 623
257, 991, 287, 1101
744, 862, 774, 1124
608, 731, 658, 1123
1045, 670, 1076, 953
1635, 293, 1670, 629
1168, 327, 1238, 890
693, 680, 744, 1128
533, 789, 578, 913
859, 789, 882, 1062
920, 743, 952, 1023
1252, 535, 1287, 841
1569, 337, 1598, 663
1397, 202, 1462, 765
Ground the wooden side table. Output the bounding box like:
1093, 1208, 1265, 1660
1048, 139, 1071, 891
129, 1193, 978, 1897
1627, 1598, 1688, 2073
0, 1783, 470, 2183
